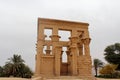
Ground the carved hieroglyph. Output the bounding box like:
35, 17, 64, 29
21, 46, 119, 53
35, 18, 94, 79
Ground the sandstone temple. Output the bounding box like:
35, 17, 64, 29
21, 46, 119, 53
35, 18, 95, 80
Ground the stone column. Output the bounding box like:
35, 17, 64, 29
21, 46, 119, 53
35, 24, 45, 76
69, 29, 78, 75
50, 27, 60, 55
70, 46, 78, 75
82, 38, 91, 56
66, 51, 70, 62
66, 51, 70, 75
50, 35, 60, 55
69, 36, 78, 76
55, 46, 62, 76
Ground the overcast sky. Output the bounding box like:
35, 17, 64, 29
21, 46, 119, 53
0, 0, 120, 71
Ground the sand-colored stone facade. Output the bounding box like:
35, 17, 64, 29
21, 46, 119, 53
35, 18, 94, 79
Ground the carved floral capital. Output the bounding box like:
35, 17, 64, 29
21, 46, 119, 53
82, 38, 91, 45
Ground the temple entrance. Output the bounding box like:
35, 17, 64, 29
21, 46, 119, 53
60, 63, 68, 75
60, 47, 69, 76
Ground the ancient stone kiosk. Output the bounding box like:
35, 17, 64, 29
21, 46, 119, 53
35, 18, 95, 80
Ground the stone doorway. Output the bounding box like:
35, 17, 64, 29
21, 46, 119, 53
60, 62, 68, 75
60, 47, 69, 76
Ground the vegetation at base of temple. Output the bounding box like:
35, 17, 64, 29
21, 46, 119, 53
96, 43, 120, 78
93, 59, 103, 77
0, 54, 33, 78
98, 64, 120, 78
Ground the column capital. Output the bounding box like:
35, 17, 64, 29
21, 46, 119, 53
82, 38, 91, 45
69, 36, 78, 42
50, 35, 61, 41
69, 37, 78, 47
77, 42, 83, 47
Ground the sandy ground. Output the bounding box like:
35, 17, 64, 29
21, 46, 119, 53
0, 77, 30, 80
0, 78, 120, 80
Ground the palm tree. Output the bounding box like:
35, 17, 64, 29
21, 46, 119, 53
8, 54, 24, 64
0, 66, 4, 77
3, 54, 33, 78
93, 59, 103, 76
19, 64, 33, 78
7, 54, 24, 77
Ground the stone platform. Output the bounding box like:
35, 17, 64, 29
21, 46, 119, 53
32, 77, 120, 80
32, 76, 96, 80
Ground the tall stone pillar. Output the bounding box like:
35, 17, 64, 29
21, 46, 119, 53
50, 35, 60, 55
36, 35, 46, 76
66, 51, 70, 75
69, 36, 78, 75
70, 46, 78, 75
50, 27, 60, 55
55, 46, 62, 76
35, 24, 45, 76
66, 51, 70, 63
